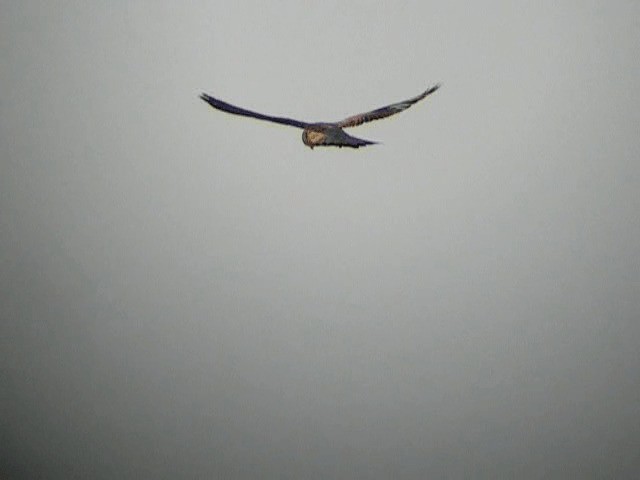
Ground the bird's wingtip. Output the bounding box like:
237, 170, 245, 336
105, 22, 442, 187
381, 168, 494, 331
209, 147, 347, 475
426, 83, 442, 94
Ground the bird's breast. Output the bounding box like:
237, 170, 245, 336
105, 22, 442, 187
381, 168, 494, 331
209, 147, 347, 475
302, 129, 327, 147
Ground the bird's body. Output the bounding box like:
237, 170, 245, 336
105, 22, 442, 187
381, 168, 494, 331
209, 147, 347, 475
199, 84, 440, 149
301, 124, 377, 149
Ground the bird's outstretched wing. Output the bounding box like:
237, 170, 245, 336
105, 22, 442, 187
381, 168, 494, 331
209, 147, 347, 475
199, 93, 309, 129
337, 84, 441, 129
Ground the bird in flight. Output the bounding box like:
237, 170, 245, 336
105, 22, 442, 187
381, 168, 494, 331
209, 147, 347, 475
199, 84, 440, 149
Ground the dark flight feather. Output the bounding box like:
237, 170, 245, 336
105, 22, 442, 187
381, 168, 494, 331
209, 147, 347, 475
199, 93, 309, 129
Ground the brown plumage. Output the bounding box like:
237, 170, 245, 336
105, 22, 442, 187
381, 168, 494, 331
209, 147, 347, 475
199, 84, 440, 149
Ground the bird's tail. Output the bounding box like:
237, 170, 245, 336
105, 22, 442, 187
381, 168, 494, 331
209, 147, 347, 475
338, 131, 379, 148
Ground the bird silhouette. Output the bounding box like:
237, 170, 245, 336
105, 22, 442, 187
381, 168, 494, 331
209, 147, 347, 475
199, 84, 440, 149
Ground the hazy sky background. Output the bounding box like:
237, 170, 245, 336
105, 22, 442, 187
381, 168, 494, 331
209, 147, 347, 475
2, 1, 640, 478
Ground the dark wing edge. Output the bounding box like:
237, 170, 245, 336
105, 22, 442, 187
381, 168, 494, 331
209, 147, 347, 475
337, 83, 441, 128
199, 93, 309, 129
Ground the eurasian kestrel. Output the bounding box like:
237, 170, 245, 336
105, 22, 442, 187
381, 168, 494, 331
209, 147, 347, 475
199, 84, 440, 149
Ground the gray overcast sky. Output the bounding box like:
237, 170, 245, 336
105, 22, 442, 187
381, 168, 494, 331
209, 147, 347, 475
2, 1, 640, 478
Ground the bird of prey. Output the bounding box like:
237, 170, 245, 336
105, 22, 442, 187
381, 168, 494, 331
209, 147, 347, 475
199, 84, 440, 149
